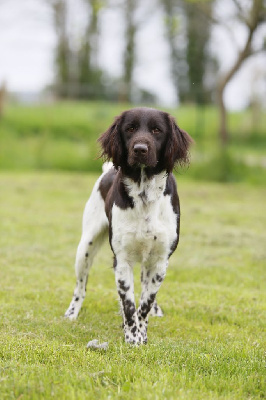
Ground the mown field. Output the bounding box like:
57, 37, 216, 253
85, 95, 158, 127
0, 101, 266, 183
0, 171, 265, 399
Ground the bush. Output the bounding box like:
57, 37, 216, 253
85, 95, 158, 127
187, 147, 266, 184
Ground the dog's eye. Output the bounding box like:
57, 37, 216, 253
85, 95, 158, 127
127, 126, 136, 133
152, 128, 160, 134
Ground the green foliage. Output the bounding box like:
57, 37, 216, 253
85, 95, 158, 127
0, 172, 265, 399
188, 148, 265, 184
0, 101, 265, 183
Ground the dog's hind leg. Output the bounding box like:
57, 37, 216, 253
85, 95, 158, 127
64, 176, 108, 320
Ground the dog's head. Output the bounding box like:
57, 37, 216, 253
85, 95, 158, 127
98, 107, 193, 174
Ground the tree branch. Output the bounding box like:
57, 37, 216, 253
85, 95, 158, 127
218, 0, 264, 91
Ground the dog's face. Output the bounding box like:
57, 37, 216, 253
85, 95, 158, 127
98, 107, 193, 174
121, 108, 168, 169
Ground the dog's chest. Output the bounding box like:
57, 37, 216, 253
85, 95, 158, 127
111, 174, 178, 263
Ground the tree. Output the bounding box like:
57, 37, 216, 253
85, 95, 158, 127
49, 0, 71, 97
121, 0, 158, 103
162, 0, 188, 102
197, 0, 266, 145
121, 0, 138, 102
185, 0, 214, 104
78, 0, 105, 98
217, 0, 266, 145
0, 81, 6, 118
162, 0, 214, 104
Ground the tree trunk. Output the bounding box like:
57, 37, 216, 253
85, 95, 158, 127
162, 0, 188, 103
53, 0, 70, 97
0, 82, 6, 119
185, 1, 212, 105
122, 0, 137, 103
216, 0, 262, 145
217, 82, 228, 146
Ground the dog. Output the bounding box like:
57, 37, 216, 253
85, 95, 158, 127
65, 107, 193, 345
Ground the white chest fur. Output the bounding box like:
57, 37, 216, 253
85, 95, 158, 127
111, 171, 178, 265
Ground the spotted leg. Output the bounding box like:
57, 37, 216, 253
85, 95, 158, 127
115, 259, 144, 345
64, 230, 107, 320
137, 261, 167, 343
65, 176, 108, 320
141, 267, 164, 317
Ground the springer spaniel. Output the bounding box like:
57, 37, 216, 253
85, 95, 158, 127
65, 107, 193, 345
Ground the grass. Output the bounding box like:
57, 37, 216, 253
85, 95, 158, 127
0, 171, 265, 399
0, 101, 266, 182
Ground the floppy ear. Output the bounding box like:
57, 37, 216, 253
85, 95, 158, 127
97, 114, 124, 169
164, 115, 193, 173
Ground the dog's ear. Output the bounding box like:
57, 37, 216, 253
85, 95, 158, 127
98, 114, 124, 169
164, 115, 193, 173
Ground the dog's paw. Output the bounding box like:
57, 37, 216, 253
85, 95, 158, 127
64, 296, 84, 320
64, 313, 77, 321
138, 323, 147, 344
124, 324, 146, 345
149, 302, 164, 317
125, 334, 146, 346
64, 304, 79, 320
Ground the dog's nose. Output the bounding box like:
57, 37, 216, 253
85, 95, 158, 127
133, 143, 148, 156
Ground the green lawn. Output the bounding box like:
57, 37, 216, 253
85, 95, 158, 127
0, 172, 265, 399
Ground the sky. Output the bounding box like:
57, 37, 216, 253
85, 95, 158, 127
0, 0, 265, 110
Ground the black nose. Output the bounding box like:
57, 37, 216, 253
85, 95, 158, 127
133, 143, 148, 156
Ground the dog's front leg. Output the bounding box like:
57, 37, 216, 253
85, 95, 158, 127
115, 259, 144, 345
137, 261, 168, 343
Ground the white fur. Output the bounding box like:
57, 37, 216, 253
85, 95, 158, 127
65, 167, 178, 344
65, 170, 108, 320
102, 161, 113, 173
110, 170, 178, 343
112, 170, 178, 265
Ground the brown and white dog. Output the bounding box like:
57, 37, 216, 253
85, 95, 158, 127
65, 107, 193, 345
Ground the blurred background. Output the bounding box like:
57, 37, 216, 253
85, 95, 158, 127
0, 0, 265, 182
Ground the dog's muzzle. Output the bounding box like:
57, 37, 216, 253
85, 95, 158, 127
128, 138, 157, 167
133, 143, 148, 157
